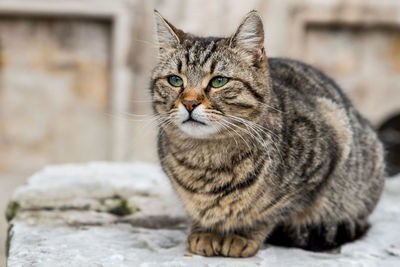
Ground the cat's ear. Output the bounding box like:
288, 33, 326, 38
230, 11, 265, 62
154, 10, 183, 50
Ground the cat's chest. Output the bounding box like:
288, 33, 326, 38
165, 150, 241, 194
170, 145, 234, 170
164, 136, 252, 169
164, 148, 265, 215
164, 141, 254, 185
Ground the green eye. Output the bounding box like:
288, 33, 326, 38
210, 77, 229, 88
168, 75, 183, 87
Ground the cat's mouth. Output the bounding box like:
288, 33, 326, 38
182, 117, 206, 125
176, 105, 219, 138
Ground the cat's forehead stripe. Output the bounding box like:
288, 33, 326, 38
188, 41, 201, 65
177, 58, 183, 73
184, 47, 190, 67
182, 39, 220, 68
200, 41, 217, 67
209, 60, 217, 74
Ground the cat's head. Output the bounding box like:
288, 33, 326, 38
151, 10, 270, 139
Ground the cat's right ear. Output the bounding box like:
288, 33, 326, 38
230, 11, 265, 63
154, 10, 182, 50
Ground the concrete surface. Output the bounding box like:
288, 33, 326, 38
5, 162, 400, 266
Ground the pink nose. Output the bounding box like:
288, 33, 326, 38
182, 99, 200, 112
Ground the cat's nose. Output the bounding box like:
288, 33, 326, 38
182, 99, 200, 112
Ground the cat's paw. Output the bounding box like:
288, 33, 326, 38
186, 232, 222, 256
220, 234, 259, 257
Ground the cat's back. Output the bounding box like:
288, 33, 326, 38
268, 57, 352, 109
267, 57, 385, 217
267, 57, 381, 153
267, 57, 375, 138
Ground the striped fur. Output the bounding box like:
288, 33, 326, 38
151, 10, 385, 257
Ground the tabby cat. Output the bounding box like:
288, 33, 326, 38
151, 10, 385, 257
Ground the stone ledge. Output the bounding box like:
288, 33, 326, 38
6, 162, 400, 266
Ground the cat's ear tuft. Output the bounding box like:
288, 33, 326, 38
230, 11, 265, 61
154, 10, 182, 50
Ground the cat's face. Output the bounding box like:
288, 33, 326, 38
151, 11, 269, 139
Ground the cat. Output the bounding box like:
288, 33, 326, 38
150, 10, 385, 257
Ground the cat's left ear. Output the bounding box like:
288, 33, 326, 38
230, 11, 265, 62
154, 10, 184, 50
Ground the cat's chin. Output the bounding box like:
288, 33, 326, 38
178, 121, 220, 139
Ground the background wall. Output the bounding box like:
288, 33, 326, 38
1, 0, 400, 263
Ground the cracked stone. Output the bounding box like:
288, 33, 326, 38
6, 162, 400, 266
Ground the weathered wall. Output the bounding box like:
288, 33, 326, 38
0, 18, 111, 174
0, 14, 113, 263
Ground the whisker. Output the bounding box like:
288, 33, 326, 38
207, 114, 253, 151
258, 103, 284, 113
227, 115, 283, 163
207, 112, 283, 164
221, 117, 271, 160
145, 111, 178, 129
224, 114, 280, 140
128, 99, 154, 103
105, 111, 157, 122
199, 115, 240, 149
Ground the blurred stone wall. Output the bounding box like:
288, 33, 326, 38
1, 0, 400, 262
0, 17, 111, 175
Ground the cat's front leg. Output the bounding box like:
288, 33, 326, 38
185, 221, 222, 256
219, 233, 260, 257
186, 231, 264, 257
186, 222, 271, 257
186, 232, 223, 256
219, 223, 271, 257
